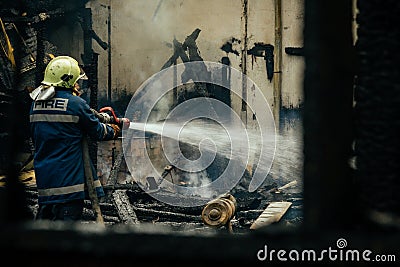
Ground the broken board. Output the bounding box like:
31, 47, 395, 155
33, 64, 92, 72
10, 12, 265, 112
112, 190, 139, 224
250, 201, 292, 230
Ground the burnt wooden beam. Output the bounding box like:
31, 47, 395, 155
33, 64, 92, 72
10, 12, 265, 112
89, 29, 108, 51
80, 7, 98, 169
34, 21, 47, 87
132, 205, 202, 223
285, 47, 304, 56
106, 151, 124, 186
112, 190, 139, 224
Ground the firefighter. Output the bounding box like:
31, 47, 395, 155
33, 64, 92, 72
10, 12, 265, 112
29, 55, 120, 221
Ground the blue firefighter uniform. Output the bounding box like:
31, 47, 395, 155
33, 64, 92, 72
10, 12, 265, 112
30, 89, 117, 205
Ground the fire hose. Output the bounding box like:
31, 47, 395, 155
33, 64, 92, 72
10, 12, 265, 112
91, 106, 130, 130
83, 107, 130, 226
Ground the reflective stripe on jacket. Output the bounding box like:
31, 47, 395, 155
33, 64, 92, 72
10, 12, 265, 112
30, 89, 116, 204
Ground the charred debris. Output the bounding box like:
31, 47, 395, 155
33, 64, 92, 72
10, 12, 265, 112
0, 1, 301, 233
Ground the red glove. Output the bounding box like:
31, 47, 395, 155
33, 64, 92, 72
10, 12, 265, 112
118, 118, 130, 130
109, 124, 121, 139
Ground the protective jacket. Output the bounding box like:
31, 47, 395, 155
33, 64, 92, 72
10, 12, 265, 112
30, 89, 117, 204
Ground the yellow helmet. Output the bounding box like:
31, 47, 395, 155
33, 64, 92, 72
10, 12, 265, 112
42, 56, 88, 88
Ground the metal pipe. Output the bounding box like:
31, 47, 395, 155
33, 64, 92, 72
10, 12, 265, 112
273, 0, 282, 123
240, 0, 248, 126
107, 2, 112, 103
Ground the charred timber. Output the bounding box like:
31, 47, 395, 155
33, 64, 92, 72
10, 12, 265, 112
112, 190, 139, 224
132, 206, 202, 223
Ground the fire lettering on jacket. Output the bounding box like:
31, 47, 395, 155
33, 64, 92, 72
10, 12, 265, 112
33, 98, 69, 111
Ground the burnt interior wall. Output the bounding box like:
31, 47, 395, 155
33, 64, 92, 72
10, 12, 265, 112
89, 0, 305, 118
90, 1, 306, 191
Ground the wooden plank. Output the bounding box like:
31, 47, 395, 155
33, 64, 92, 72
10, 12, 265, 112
82, 136, 105, 226
106, 151, 124, 185
112, 190, 139, 224
250, 201, 292, 230
131, 206, 201, 222
278, 180, 298, 191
